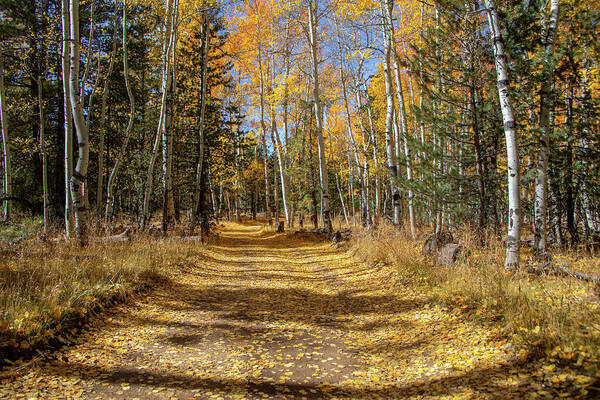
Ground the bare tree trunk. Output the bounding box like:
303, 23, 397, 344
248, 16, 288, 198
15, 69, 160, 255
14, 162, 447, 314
335, 173, 349, 225
105, 0, 135, 224
307, 0, 331, 232
235, 131, 243, 222
208, 165, 217, 220
141, 0, 175, 230
96, 3, 118, 213
470, 82, 487, 232
0, 56, 11, 222
78, 0, 95, 212
61, 0, 73, 235
38, 78, 49, 232
386, 3, 414, 236
534, 0, 559, 257
485, 0, 521, 269
257, 45, 270, 222
69, 0, 90, 245
368, 110, 381, 222
190, 11, 210, 232
381, 0, 400, 226
162, 0, 178, 231
564, 79, 577, 245
272, 51, 290, 226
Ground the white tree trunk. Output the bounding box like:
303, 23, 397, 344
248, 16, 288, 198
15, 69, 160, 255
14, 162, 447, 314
273, 117, 290, 226
485, 0, 521, 269
95, 2, 118, 213
190, 12, 210, 232
38, 78, 49, 232
381, 0, 400, 226
307, 0, 332, 232
0, 56, 11, 222
68, 0, 90, 244
534, 0, 559, 256
61, 0, 73, 235
162, 0, 178, 230
335, 173, 349, 225
256, 39, 270, 222
141, 0, 175, 230
105, 0, 135, 224
387, 4, 415, 237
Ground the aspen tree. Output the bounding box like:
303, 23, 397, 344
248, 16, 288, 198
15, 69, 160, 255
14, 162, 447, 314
381, 0, 400, 226
191, 8, 210, 232
106, 0, 135, 224
61, 0, 73, 235
307, 0, 332, 233
0, 55, 11, 222
485, 0, 521, 269
141, 0, 176, 230
534, 0, 559, 257
96, 3, 119, 213
385, 2, 415, 237
68, 0, 90, 244
39, 78, 49, 232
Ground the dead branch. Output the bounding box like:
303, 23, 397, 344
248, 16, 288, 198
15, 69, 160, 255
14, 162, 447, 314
527, 261, 600, 283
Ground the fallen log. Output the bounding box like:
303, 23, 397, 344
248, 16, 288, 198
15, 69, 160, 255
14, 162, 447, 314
527, 260, 600, 283
176, 236, 203, 242
93, 228, 131, 243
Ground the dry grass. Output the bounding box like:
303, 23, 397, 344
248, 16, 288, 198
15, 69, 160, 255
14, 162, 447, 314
0, 218, 209, 361
352, 222, 600, 363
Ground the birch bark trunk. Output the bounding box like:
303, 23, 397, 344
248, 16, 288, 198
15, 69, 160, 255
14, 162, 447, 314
385, 2, 415, 236
141, 0, 175, 230
381, 0, 400, 226
485, 0, 521, 269
38, 78, 49, 232
190, 11, 210, 232
273, 115, 290, 225
276, 25, 291, 227
95, 3, 118, 213
257, 42, 270, 222
534, 0, 559, 257
162, 0, 178, 231
307, 0, 332, 232
105, 0, 135, 224
0, 56, 11, 222
69, 0, 90, 245
61, 0, 73, 235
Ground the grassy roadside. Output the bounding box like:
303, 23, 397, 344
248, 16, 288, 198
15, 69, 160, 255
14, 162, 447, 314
352, 223, 600, 371
0, 219, 203, 366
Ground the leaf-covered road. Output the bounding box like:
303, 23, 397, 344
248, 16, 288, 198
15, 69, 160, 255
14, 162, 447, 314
0, 223, 574, 399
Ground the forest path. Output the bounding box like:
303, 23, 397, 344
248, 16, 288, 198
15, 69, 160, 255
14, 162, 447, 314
2, 222, 540, 399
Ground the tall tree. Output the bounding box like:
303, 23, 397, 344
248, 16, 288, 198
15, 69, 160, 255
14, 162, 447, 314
105, 0, 136, 224
485, 0, 521, 269
533, 0, 559, 257
68, 0, 91, 244
306, 0, 332, 232
62, 0, 73, 235
0, 55, 11, 222
140, 0, 176, 230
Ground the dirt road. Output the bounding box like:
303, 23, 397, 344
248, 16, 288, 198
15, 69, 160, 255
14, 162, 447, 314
1, 223, 553, 399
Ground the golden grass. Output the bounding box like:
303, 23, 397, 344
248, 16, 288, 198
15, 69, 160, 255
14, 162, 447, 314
0, 219, 211, 359
352, 222, 600, 363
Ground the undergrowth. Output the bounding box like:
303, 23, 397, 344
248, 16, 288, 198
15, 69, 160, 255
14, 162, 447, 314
353, 222, 600, 368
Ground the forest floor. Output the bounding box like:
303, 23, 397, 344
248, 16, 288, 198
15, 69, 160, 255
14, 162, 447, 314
0, 222, 596, 399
